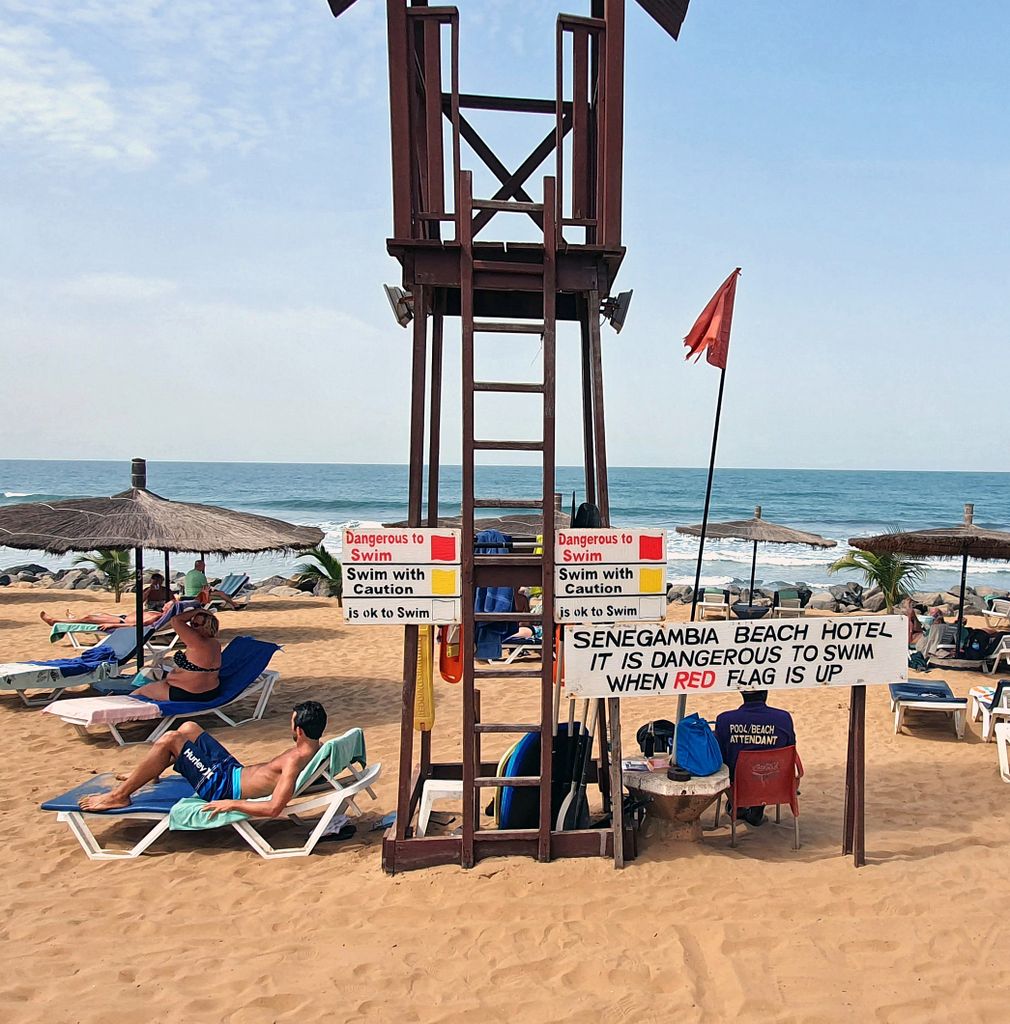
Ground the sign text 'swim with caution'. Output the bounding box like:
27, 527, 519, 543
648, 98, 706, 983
563, 616, 909, 697
342, 528, 461, 625
554, 528, 667, 623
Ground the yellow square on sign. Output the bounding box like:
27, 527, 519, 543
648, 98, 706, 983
639, 567, 664, 594
431, 569, 458, 596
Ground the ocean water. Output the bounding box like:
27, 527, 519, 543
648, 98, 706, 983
2, 460, 1010, 593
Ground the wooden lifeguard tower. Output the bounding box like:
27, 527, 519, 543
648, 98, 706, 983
326, 1, 690, 872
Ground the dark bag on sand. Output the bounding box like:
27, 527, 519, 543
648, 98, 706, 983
636, 719, 675, 758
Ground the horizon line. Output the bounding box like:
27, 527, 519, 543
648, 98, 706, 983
1, 457, 1009, 476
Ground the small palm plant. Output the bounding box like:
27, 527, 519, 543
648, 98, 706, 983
294, 544, 343, 603
73, 548, 136, 603
827, 547, 925, 613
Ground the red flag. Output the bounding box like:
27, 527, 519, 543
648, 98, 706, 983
683, 268, 741, 370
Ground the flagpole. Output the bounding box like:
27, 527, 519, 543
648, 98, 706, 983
680, 364, 727, 723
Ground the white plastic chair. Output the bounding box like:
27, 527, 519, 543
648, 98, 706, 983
983, 599, 1010, 630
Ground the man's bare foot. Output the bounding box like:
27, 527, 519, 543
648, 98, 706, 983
40, 611, 58, 626
80, 791, 131, 812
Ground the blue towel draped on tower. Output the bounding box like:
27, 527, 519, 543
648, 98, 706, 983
474, 529, 514, 660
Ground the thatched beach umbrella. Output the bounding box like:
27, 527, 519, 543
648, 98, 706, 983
676, 505, 837, 610
0, 459, 323, 664
849, 503, 1010, 653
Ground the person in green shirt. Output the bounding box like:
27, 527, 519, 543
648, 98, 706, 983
183, 559, 209, 598
183, 558, 240, 610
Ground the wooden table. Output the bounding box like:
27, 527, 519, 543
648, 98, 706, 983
624, 764, 730, 841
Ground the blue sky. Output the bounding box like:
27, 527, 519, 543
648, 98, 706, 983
1, 1, 1007, 471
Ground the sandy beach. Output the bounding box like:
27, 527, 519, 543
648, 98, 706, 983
0, 587, 1006, 1023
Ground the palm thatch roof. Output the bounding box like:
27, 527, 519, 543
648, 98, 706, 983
849, 504, 1010, 561
676, 506, 836, 548
0, 487, 323, 555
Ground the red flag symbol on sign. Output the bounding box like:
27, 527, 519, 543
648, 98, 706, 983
430, 535, 457, 561
638, 534, 664, 561
683, 268, 741, 370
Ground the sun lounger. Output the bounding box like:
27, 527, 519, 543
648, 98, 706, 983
969, 679, 1010, 743
41, 636, 280, 744
53, 621, 181, 656
698, 588, 730, 620
771, 589, 805, 619
207, 574, 252, 610
41, 729, 381, 861
889, 681, 967, 739
984, 636, 1010, 675
983, 599, 1010, 630
969, 683, 996, 723
0, 604, 196, 707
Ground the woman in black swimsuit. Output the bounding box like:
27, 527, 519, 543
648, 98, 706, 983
131, 609, 223, 702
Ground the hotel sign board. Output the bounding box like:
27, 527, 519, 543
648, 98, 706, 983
342, 528, 461, 624
563, 616, 908, 697
554, 528, 667, 623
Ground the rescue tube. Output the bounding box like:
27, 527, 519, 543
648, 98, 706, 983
438, 624, 463, 684
413, 625, 435, 731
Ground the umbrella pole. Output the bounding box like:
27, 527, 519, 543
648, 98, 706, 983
749, 540, 758, 604
164, 551, 170, 602
134, 547, 144, 669
956, 550, 969, 657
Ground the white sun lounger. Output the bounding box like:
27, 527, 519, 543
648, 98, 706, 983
0, 627, 141, 707
983, 599, 1010, 630
42, 738, 381, 861
42, 669, 279, 745
972, 680, 1010, 743
889, 681, 967, 739
698, 589, 730, 620
63, 625, 180, 656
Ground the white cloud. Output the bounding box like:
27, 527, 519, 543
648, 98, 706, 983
61, 273, 178, 301
0, 0, 386, 173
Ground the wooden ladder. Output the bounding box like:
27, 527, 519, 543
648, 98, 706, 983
459, 170, 558, 867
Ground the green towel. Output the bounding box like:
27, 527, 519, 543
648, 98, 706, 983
168, 728, 367, 831
49, 623, 103, 644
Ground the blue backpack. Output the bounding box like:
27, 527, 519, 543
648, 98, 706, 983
675, 713, 723, 777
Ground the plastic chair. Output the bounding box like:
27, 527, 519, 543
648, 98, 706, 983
718, 745, 803, 850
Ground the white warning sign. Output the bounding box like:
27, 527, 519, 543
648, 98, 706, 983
554, 528, 666, 623
342, 528, 462, 625
563, 616, 908, 697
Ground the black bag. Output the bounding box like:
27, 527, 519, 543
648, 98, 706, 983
963, 628, 1001, 660
636, 719, 675, 757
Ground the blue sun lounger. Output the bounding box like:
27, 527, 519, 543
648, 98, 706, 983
42, 636, 281, 745
42, 729, 381, 860
889, 680, 967, 739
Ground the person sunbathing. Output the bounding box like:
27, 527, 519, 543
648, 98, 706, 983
40, 608, 163, 628
79, 701, 327, 815
130, 608, 224, 703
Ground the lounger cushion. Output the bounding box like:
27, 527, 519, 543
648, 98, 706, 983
889, 681, 965, 704
45, 694, 164, 725
41, 773, 195, 815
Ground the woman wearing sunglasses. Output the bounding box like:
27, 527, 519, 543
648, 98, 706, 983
131, 607, 223, 703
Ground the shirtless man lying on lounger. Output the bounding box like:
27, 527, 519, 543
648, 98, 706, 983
79, 701, 327, 816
